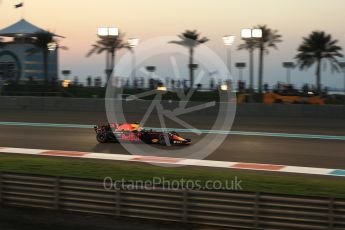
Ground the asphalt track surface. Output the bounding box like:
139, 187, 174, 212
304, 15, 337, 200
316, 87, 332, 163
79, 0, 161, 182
0, 110, 344, 170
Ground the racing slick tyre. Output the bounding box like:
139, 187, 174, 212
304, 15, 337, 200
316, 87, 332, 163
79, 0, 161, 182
141, 133, 152, 144
96, 133, 108, 143
107, 131, 119, 143
159, 134, 171, 146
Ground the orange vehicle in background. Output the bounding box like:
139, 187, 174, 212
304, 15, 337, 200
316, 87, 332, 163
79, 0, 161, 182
263, 84, 325, 105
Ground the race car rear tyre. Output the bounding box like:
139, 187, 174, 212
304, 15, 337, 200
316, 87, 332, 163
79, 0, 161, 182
96, 133, 108, 143
141, 133, 152, 144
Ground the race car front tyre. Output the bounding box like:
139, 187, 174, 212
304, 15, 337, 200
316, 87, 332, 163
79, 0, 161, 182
96, 133, 108, 143
159, 134, 171, 146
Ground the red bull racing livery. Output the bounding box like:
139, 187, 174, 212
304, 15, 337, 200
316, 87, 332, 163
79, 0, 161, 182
94, 123, 191, 146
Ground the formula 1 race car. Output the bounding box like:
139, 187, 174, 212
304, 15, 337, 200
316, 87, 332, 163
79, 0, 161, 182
94, 123, 191, 146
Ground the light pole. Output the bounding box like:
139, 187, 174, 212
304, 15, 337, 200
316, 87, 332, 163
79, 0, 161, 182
97, 27, 118, 82
235, 63, 246, 81
282, 62, 295, 84
240, 28, 262, 91
128, 38, 139, 88
339, 62, 345, 95
222, 35, 235, 79
235, 63, 246, 93
146, 66, 156, 89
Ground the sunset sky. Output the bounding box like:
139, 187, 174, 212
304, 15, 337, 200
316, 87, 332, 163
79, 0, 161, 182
1, 0, 345, 89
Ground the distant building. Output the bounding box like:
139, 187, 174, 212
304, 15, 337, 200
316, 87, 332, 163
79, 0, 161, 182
0, 19, 63, 82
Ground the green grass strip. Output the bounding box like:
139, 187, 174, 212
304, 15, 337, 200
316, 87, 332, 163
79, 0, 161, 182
0, 154, 344, 198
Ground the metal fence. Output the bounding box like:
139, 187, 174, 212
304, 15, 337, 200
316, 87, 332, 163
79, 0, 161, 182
0, 171, 344, 229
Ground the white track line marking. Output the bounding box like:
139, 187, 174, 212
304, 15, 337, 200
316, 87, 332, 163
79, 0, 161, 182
0, 147, 44, 154
281, 166, 333, 176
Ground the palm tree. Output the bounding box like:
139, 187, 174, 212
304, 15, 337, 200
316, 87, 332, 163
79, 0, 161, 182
238, 37, 258, 91
27, 31, 54, 83
295, 31, 343, 92
54, 41, 68, 84
170, 30, 209, 88
86, 32, 127, 82
255, 25, 282, 93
